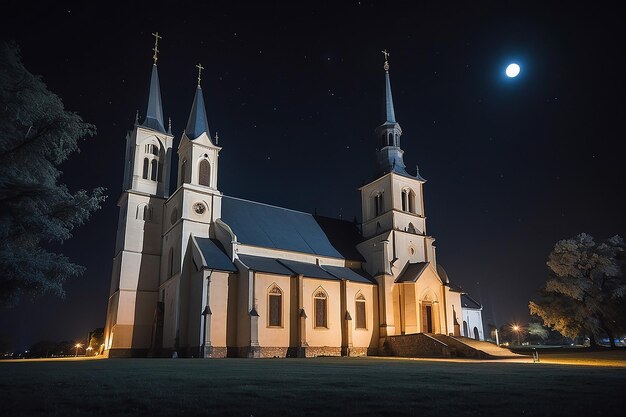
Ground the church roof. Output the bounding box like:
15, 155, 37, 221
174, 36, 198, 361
238, 255, 293, 275
321, 265, 374, 284
185, 86, 211, 140
142, 64, 166, 133
461, 293, 482, 310
237, 254, 374, 283
221, 196, 364, 261
194, 237, 237, 272
395, 262, 430, 283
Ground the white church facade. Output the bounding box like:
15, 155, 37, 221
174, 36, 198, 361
103, 45, 483, 358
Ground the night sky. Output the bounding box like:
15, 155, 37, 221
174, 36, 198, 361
2, 1, 624, 351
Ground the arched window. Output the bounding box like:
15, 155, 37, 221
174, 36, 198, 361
374, 192, 384, 216
408, 223, 417, 234
168, 247, 174, 277
409, 190, 416, 213
463, 321, 468, 337
150, 159, 157, 181
142, 158, 149, 179
401, 189, 408, 211
473, 327, 480, 340
151, 144, 158, 156
198, 159, 211, 186
314, 289, 328, 328
268, 285, 282, 327
355, 293, 366, 329
387, 132, 393, 146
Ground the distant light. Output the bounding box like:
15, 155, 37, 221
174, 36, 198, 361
506, 63, 521, 78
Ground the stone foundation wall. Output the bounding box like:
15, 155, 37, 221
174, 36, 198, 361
107, 348, 149, 358
381, 334, 451, 358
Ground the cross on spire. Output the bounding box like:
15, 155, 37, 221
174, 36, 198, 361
196, 63, 205, 86
152, 32, 162, 64
381, 49, 390, 71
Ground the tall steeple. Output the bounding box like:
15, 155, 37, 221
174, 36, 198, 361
142, 32, 165, 133
185, 63, 211, 141
374, 51, 423, 180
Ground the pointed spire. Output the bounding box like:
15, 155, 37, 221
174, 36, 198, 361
141, 34, 165, 133
142, 64, 166, 133
185, 65, 211, 140
381, 50, 397, 124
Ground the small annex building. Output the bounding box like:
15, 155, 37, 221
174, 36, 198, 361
103, 45, 481, 358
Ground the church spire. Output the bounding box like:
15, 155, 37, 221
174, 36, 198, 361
142, 33, 165, 133
185, 63, 211, 140
373, 51, 424, 180
382, 50, 396, 124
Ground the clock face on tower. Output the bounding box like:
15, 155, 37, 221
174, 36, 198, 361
193, 202, 206, 215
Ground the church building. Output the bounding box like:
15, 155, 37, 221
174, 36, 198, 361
103, 39, 480, 358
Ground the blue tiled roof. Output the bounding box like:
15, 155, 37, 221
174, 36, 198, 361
321, 265, 374, 284
194, 237, 237, 272
277, 259, 336, 280
221, 196, 363, 260
238, 254, 293, 275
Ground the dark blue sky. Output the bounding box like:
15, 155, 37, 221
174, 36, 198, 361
2, 1, 624, 350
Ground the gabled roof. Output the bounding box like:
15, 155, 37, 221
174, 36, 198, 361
395, 262, 429, 283
142, 65, 165, 133
185, 86, 211, 140
461, 293, 482, 310
221, 196, 364, 261
194, 237, 237, 272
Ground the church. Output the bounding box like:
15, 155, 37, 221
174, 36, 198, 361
103, 38, 484, 358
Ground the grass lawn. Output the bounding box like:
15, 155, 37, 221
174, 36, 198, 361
1, 356, 625, 416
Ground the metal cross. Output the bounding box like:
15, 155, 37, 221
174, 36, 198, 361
196, 63, 205, 86
152, 32, 162, 64
382, 49, 390, 71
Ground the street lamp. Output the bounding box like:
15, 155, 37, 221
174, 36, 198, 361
75, 343, 82, 357
512, 325, 521, 346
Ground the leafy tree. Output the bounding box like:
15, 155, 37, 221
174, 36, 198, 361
527, 322, 549, 343
0, 41, 106, 307
529, 233, 626, 347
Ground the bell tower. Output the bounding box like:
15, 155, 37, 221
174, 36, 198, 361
104, 33, 174, 357
357, 52, 437, 339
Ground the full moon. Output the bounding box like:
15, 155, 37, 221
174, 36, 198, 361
506, 63, 521, 78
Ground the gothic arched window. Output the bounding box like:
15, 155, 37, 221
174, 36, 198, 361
401, 189, 408, 212
409, 190, 416, 213
268, 284, 282, 327
142, 158, 149, 179
374, 192, 384, 216
150, 159, 158, 181
198, 159, 211, 186
388, 132, 393, 146
355, 293, 366, 329
314, 289, 328, 328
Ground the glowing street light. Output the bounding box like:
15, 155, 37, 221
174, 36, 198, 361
512, 325, 521, 346
75, 343, 82, 357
